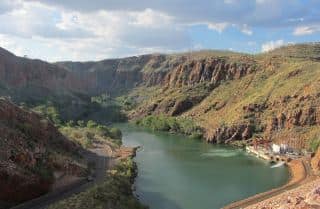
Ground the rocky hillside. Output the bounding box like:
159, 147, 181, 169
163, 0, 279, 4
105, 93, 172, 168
1, 43, 320, 149
120, 44, 320, 150
0, 98, 84, 205
57, 51, 253, 94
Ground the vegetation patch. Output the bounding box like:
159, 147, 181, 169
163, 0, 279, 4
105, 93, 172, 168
134, 115, 203, 139
309, 136, 320, 152
47, 159, 148, 209
59, 120, 122, 149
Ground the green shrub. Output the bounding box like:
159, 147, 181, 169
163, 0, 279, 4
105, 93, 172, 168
134, 115, 203, 139
109, 128, 122, 140
309, 136, 320, 152
60, 122, 122, 149
86, 120, 97, 128
32, 104, 62, 126
77, 120, 85, 127
66, 120, 75, 127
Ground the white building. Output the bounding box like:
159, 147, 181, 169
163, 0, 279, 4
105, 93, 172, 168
272, 144, 281, 154
272, 143, 289, 154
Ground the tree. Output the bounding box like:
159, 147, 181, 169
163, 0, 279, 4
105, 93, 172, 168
87, 120, 97, 128
77, 120, 85, 127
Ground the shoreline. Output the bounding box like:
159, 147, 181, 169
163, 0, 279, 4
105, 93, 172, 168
222, 158, 311, 209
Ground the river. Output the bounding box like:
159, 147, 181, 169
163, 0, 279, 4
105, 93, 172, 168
116, 123, 289, 209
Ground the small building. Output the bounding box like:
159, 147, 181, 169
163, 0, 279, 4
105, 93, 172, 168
280, 144, 288, 153
272, 143, 291, 154
272, 144, 281, 154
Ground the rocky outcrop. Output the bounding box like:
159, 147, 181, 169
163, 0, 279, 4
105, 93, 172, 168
206, 124, 254, 143
266, 107, 320, 132
0, 99, 83, 203
162, 58, 256, 88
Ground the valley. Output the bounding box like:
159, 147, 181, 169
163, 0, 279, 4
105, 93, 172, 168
0, 43, 320, 209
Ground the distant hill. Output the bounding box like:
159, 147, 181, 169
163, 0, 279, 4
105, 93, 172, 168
262, 42, 320, 59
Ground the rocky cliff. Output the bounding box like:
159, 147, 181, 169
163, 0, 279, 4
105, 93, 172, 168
0, 99, 84, 204
0, 47, 255, 100
124, 44, 320, 149
57, 52, 256, 94
1, 44, 320, 149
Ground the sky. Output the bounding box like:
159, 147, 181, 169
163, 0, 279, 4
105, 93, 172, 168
0, 0, 319, 61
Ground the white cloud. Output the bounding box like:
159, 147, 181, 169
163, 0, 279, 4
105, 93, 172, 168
0, 1, 190, 61
130, 8, 173, 28
208, 22, 229, 33
25, 0, 320, 33
0, 34, 25, 56
261, 40, 285, 52
1, 0, 320, 60
240, 24, 253, 35
0, 0, 21, 14
293, 25, 320, 36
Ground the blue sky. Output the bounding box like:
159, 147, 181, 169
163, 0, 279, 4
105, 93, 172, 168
0, 0, 319, 61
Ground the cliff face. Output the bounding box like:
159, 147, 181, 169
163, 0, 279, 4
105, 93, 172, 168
1, 44, 320, 149
128, 57, 257, 118
56, 55, 158, 94
0, 47, 255, 100
57, 53, 256, 94
161, 58, 256, 88
0, 99, 83, 203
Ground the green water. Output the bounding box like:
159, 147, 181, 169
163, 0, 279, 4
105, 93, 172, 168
116, 124, 289, 209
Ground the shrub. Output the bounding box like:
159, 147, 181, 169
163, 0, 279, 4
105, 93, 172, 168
66, 120, 75, 127
32, 104, 62, 126
309, 137, 320, 152
86, 120, 97, 128
134, 115, 203, 139
109, 128, 122, 140
77, 120, 85, 127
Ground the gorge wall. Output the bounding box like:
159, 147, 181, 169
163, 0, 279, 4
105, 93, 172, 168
1, 44, 320, 149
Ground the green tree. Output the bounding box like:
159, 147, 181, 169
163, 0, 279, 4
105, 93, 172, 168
87, 120, 97, 128
77, 120, 85, 127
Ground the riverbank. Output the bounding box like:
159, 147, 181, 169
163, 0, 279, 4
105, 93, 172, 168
223, 157, 317, 209
46, 145, 147, 209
